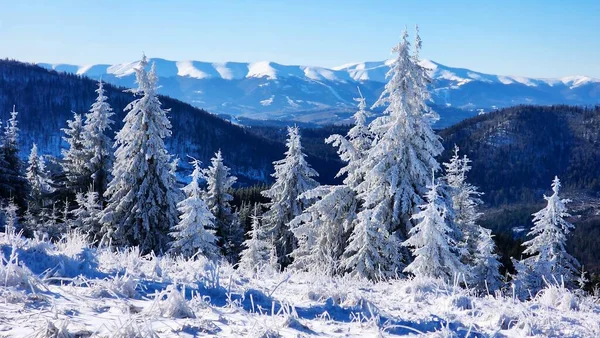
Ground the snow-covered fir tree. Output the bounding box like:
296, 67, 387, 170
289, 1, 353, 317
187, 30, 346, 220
442, 145, 502, 290
341, 207, 397, 280
443, 145, 480, 259
472, 227, 503, 292
290, 185, 356, 276
61, 112, 90, 193
238, 204, 272, 274
82, 80, 115, 199
100, 55, 180, 253
262, 126, 319, 268
345, 29, 443, 278
325, 91, 373, 189
43, 202, 65, 240
403, 175, 466, 280
73, 188, 102, 241
2, 198, 19, 238
0, 106, 28, 207
513, 176, 580, 294
202, 150, 241, 263
26, 144, 54, 214
170, 158, 219, 260
291, 94, 371, 276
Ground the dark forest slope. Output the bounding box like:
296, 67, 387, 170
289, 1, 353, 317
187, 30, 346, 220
0, 59, 340, 184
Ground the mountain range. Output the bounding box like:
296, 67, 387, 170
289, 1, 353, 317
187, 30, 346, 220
38, 58, 600, 126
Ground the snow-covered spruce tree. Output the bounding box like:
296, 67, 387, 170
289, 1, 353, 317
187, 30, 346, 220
345, 29, 442, 278
61, 112, 90, 193
202, 150, 241, 263
262, 126, 319, 268
82, 80, 115, 199
513, 176, 580, 294
342, 208, 397, 280
2, 198, 19, 238
0, 106, 28, 207
443, 145, 502, 289
73, 188, 102, 241
100, 55, 180, 253
290, 185, 357, 275
27, 144, 55, 214
43, 202, 65, 240
291, 94, 371, 275
170, 158, 219, 260
472, 227, 503, 292
238, 204, 272, 274
402, 175, 466, 280
325, 91, 373, 190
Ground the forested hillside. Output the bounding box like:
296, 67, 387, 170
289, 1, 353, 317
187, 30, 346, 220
439, 105, 600, 206
0, 59, 336, 184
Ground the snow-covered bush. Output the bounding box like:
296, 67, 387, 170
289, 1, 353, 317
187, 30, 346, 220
0, 244, 44, 292
535, 282, 579, 311
55, 230, 90, 258
146, 284, 195, 319
88, 273, 139, 299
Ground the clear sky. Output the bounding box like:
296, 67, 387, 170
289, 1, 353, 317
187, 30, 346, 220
0, 0, 598, 78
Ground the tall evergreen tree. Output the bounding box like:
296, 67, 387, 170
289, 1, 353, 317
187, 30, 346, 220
2, 198, 19, 238
72, 188, 102, 241
202, 150, 241, 263
325, 91, 373, 189
513, 177, 580, 293
262, 126, 319, 268
292, 93, 371, 276
100, 55, 180, 253
170, 159, 219, 260
346, 30, 442, 278
443, 145, 502, 289
83, 80, 115, 199
238, 204, 272, 274
403, 175, 466, 280
0, 106, 28, 207
291, 185, 356, 275
61, 112, 90, 193
26, 144, 54, 214
472, 227, 503, 292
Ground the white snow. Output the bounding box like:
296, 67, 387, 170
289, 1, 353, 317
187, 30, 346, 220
247, 61, 280, 79
1, 232, 599, 337
37, 58, 600, 89
260, 96, 275, 106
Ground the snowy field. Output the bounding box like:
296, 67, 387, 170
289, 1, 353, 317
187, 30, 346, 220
1, 232, 599, 338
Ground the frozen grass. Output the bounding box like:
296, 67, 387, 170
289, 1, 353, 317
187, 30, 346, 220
0, 232, 599, 337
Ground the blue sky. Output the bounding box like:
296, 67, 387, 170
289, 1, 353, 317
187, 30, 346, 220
0, 0, 598, 78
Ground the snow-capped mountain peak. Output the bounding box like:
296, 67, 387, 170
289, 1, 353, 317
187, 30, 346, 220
37, 58, 599, 126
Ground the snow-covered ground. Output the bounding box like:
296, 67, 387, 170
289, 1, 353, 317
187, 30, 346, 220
1, 232, 599, 337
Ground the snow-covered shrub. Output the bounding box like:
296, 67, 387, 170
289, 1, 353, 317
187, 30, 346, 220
55, 230, 89, 258
88, 273, 138, 299
398, 277, 451, 303
157, 254, 209, 284
146, 284, 195, 319
535, 283, 579, 311
301, 272, 367, 307
0, 244, 44, 292
97, 246, 146, 277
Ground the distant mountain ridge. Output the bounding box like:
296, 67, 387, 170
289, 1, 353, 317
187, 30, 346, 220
0, 59, 342, 185
38, 58, 600, 126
